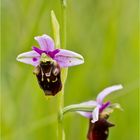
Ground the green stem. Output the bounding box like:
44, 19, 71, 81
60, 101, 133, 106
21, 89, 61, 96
57, 1, 67, 140
57, 69, 68, 140
57, 87, 65, 140
61, 0, 67, 49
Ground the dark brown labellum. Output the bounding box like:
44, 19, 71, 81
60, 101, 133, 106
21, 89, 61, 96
33, 61, 62, 96
87, 119, 114, 140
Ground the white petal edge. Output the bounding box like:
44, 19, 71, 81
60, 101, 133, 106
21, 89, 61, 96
34, 34, 54, 51
96, 85, 123, 105
91, 106, 99, 123
16, 51, 40, 66
54, 49, 84, 67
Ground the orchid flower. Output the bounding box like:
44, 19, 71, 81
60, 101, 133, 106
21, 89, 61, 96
62, 85, 123, 140
17, 34, 84, 95
77, 85, 123, 123
63, 85, 123, 122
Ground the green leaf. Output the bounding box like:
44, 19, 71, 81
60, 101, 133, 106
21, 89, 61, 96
51, 10, 60, 49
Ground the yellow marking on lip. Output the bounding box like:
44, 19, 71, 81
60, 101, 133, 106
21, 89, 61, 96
104, 130, 108, 135
41, 77, 44, 81
53, 68, 59, 76
47, 78, 50, 82
52, 78, 58, 83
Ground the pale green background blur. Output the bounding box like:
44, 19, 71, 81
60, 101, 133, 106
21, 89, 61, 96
1, 0, 139, 140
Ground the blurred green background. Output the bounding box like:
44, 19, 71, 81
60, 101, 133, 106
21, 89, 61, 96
1, 0, 139, 140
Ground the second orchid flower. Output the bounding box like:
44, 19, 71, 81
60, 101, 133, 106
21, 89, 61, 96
62, 85, 123, 140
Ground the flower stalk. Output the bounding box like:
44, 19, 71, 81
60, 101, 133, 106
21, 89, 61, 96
61, 0, 67, 49
57, 1, 68, 139
51, 10, 65, 140
53, 0, 67, 139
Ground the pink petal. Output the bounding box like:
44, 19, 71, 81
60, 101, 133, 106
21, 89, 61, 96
76, 101, 97, 118
78, 100, 98, 106
54, 49, 84, 67
34, 34, 54, 51
91, 106, 99, 123
96, 85, 123, 105
77, 111, 92, 118
16, 51, 40, 66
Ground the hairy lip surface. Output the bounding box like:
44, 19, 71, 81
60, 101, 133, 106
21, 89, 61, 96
34, 61, 62, 96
